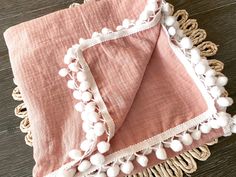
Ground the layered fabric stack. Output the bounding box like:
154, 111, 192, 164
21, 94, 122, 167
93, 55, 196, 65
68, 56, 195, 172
4, 0, 236, 177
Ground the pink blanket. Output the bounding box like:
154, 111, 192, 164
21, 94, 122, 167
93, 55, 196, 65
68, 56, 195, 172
4, 0, 235, 177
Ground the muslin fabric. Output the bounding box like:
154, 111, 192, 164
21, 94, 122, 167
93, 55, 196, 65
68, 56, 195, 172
4, 0, 226, 176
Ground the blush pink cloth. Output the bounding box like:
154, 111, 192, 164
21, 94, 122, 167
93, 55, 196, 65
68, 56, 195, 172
4, 0, 223, 176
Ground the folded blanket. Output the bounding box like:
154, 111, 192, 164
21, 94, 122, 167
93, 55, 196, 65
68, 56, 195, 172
4, 0, 236, 177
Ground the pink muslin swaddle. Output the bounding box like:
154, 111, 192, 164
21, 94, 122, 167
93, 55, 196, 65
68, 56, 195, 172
4, 0, 235, 177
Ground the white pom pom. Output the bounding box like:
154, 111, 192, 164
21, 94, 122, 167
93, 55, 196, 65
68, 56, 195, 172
170, 140, 183, 152
90, 153, 105, 166
73, 90, 82, 100
180, 37, 193, 49
95, 173, 106, 177
204, 76, 216, 87
180, 133, 193, 146
77, 71, 87, 82
162, 3, 171, 15
94, 122, 105, 136
67, 80, 75, 89
97, 141, 110, 154
85, 102, 96, 112
77, 160, 91, 172
190, 47, 201, 64
217, 112, 230, 127
80, 81, 91, 91
88, 111, 99, 123
233, 115, 236, 124
216, 76, 228, 87
107, 165, 120, 177
74, 102, 85, 112
217, 97, 233, 107
120, 161, 134, 175
116, 25, 124, 31
139, 12, 149, 21
81, 111, 89, 121
122, 19, 131, 28
101, 27, 112, 34
79, 38, 86, 44
155, 146, 167, 160
231, 124, 236, 134
92, 32, 101, 38
59, 68, 69, 77
195, 62, 207, 75
82, 91, 92, 102
67, 47, 77, 58
200, 123, 211, 134
146, 2, 158, 12
191, 130, 201, 140
86, 129, 96, 140
136, 155, 148, 167
80, 139, 92, 151
144, 8, 154, 17
205, 69, 216, 77
68, 63, 79, 72
68, 149, 82, 160
218, 112, 231, 118
82, 121, 92, 132
210, 86, 222, 98
209, 119, 220, 129
165, 16, 176, 26
58, 168, 76, 177
64, 54, 73, 64
168, 26, 176, 36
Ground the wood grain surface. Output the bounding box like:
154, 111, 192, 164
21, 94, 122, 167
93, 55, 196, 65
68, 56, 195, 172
0, 0, 236, 177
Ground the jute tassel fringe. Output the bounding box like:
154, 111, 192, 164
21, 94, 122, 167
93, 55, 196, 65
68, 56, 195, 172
11, 1, 225, 176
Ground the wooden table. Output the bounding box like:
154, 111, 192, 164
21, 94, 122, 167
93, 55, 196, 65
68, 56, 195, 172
0, 0, 235, 176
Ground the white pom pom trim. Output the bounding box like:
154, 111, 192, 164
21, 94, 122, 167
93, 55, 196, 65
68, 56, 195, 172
56, 1, 236, 177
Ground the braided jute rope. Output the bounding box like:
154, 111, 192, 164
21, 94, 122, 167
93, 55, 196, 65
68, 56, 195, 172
11, 1, 226, 176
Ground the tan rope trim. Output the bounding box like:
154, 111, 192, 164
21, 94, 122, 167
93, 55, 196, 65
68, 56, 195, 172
173, 153, 198, 174
188, 145, 211, 161
12, 86, 23, 101
14, 102, 27, 118
174, 10, 189, 26
208, 59, 224, 72
132, 144, 212, 177
25, 131, 33, 147
189, 29, 207, 46
20, 116, 31, 133
206, 138, 218, 146
12, 86, 33, 146
180, 19, 199, 36
69, 0, 89, 8
197, 41, 218, 57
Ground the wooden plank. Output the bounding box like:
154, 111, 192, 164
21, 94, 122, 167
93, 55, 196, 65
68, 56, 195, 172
0, 128, 33, 177
0, 54, 20, 131
169, 0, 236, 16
190, 136, 236, 177
0, 0, 80, 20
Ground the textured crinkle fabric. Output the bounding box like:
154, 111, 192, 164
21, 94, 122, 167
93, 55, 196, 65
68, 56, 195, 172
4, 0, 234, 177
